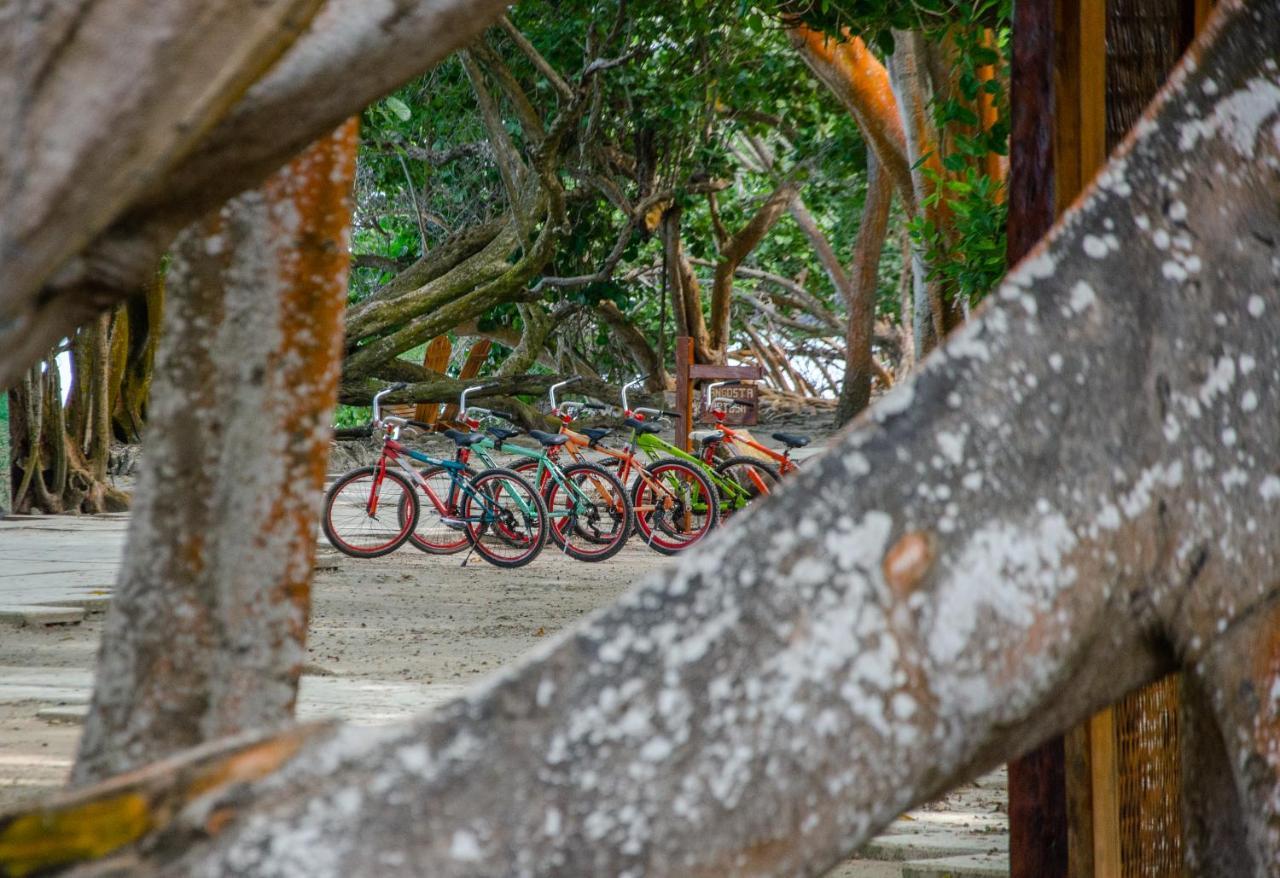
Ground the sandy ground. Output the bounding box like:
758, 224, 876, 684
0, 538, 654, 807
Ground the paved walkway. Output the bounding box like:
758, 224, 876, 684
0, 513, 1007, 876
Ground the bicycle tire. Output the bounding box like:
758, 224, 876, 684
399, 464, 474, 555
629, 457, 720, 555
462, 467, 549, 568
323, 465, 418, 558
714, 456, 781, 518
545, 462, 632, 562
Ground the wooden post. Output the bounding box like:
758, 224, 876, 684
415, 336, 452, 424
1007, 2, 1070, 876
674, 336, 693, 454
1089, 708, 1122, 875
1053, 0, 1107, 215
1194, 0, 1217, 32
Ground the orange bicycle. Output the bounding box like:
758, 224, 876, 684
696, 379, 809, 478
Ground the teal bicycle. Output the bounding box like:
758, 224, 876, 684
452, 386, 633, 562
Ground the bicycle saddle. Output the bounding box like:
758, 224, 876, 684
699, 431, 725, 447
486, 426, 521, 443
528, 429, 569, 447
580, 427, 611, 447
623, 418, 661, 435
772, 431, 810, 448
443, 429, 486, 447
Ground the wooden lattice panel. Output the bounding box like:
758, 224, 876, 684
1114, 674, 1183, 877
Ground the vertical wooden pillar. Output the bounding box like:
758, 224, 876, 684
1049, 2, 1110, 875
674, 336, 693, 454
1193, 0, 1216, 31
1006, 2, 1070, 876
1054, 0, 1108, 214
1089, 709, 1123, 874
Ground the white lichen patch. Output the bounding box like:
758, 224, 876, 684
1179, 75, 1280, 156
929, 511, 1079, 671
1068, 281, 1098, 314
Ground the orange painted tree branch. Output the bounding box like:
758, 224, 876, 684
72, 121, 359, 786
788, 26, 914, 211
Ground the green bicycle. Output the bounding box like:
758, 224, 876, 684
454, 386, 633, 562
606, 376, 777, 521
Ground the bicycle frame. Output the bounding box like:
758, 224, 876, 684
456, 385, 615, 521
464, 436, 598, 520
370, 388, 536, 528
377, 436, 517, 527
701, 381, 799, 474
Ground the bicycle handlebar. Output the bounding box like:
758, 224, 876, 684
634, 406, 670, 421
549, 376, 583, 411
459, 383, 493, 419
382, 415, 436, 434
372, 382, 409, 424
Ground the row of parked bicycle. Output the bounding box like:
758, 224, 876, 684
321, 377, 811, 568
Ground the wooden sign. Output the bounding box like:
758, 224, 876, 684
673, 338, 764, 451
695, 380, 757, 426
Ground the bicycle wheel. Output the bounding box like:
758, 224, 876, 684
461, 468, 549, 568
509, 457, 552, 491
544, 462, 632, 562
629, 458, 720, 555
714, 456, 780, 518
595, 456, 640, 537
399, 464, 473, 555
323, 465, 418, 558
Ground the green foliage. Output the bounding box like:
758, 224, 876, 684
333, 405, 371, 429
914, 14, 1010, 307
345, 0, 1012, 393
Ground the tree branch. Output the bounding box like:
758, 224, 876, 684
498, 15, 573, 101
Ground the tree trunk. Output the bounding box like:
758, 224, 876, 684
888, 30, 965, 358
108, 275, 165, 444
71, 121, 358, 786
8, 341, 129, 515
709, 181, 797, 358
660, 207, 716, 364
0, 0, 515, 393
595, 300, 672, 389
835, 153, 893, 426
